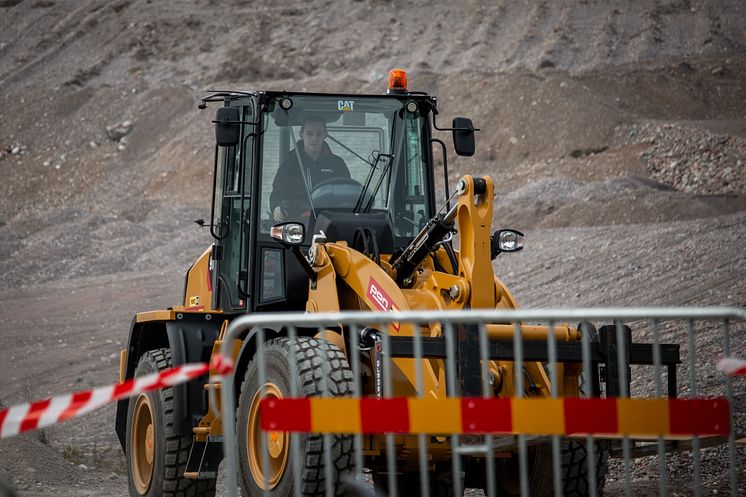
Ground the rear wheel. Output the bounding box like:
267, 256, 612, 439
125, 348, 216, 497
561, 439, 609, 496
237, 337, 354, 497
486, 438, 608, 497
490, 369, 609, 496
562, 367, 610, 496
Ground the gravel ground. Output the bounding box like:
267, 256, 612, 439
1, 1, 745, 496
1, 213, 744, 497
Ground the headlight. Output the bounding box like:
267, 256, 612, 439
498, 230, 524, 252
270, 222, 305, 246
491, 229, 525, 259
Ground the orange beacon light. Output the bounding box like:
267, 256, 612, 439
387, 69, 408, 94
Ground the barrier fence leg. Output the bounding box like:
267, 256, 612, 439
686, 320, 703, 497
413, 321, 431, 497
721, 319, 738, 497
549, 320, 562, 497
287, 326, 303, 497
651, 319, 669, 497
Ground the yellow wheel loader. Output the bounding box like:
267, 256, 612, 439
115, 71, 675, 497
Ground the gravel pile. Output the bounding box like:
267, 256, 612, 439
616, 123, 746, 195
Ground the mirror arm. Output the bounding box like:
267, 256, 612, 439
291, 246, 317, 285
431, 138, 450, 211
432, 111, 481, 132
210, 118, 261, 126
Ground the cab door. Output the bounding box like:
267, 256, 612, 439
214, 104, 254, 311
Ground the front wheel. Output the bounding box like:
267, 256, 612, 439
237, 337, 354, 497
125, 348, 216, 497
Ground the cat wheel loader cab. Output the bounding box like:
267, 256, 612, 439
115, 70, 602, 497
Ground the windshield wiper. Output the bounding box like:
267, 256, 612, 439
354, 151, 387, 213
361, 155, 393, 213
353, 114, 402, 213
326, 133, 377, 168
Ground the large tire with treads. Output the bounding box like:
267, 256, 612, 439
489, 438, 608, 497
561, 439, 609, 496
125, 348, 216, 497
237, 337, 354, 497
562, 364, 610, 496
490, 369, 609, 496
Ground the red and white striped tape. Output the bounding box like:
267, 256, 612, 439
209, 353, 234, 376
717, 357, 746, 377
0, 354, 233, 440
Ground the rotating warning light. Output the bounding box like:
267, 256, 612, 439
387, 69, 408, 94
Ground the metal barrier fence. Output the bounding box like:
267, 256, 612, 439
215, 308, 745, 497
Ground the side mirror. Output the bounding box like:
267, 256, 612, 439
490, 229, 524, 260
452, 117, 475, 157
270, 222, 305, 246
215, 107, 240, 147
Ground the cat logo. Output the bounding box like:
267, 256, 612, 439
337, 100, 355, 112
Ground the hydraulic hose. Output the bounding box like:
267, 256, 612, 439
391, 204, 457, 285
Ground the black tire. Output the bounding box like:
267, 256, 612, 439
125, 348, 216, 497
563, 366, 610, 496
237, 337, 354, 497
486, 438, 608, 497
561, 439, 609, 496
487, 364, 609, 497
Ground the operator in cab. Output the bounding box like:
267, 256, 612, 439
270, 114, 350, 222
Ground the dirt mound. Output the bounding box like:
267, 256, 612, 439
494, 176, 746, 228
0, 435, 83, 492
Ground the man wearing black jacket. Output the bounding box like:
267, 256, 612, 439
270, 115, 350, 222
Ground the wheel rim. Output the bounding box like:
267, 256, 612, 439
247, 383, 289, 490
131, 393, 155, 495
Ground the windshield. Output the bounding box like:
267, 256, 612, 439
258, 95, 432, 246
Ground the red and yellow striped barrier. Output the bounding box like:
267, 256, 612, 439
260, 397, 729, 437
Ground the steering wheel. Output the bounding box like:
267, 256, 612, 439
310, 177, 369, 209
311, 177, 363, 193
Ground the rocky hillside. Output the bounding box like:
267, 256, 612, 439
0, 1, 744, 496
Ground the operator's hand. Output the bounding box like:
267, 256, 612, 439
273, 206, 286, 222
